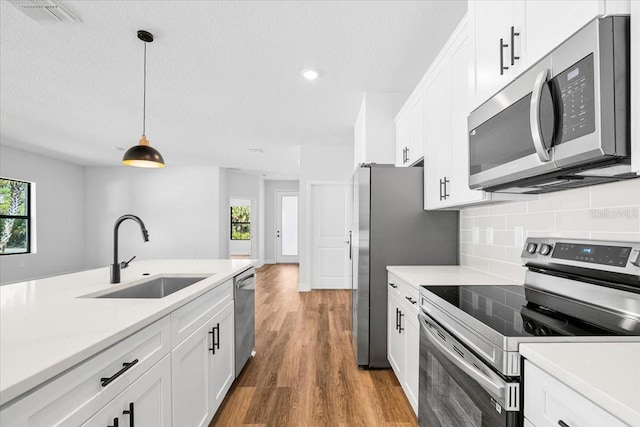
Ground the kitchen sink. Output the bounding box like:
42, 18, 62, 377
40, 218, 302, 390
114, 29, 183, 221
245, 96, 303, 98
96, 275, 211, 299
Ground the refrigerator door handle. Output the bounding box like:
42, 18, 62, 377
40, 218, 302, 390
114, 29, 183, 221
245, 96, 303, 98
348, 231, 352, 260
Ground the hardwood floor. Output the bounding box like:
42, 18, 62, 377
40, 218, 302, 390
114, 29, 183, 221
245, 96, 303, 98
210, 264, 418, 427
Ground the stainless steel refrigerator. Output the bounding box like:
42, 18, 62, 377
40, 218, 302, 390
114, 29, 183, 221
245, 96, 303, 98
351, 164, 458, 368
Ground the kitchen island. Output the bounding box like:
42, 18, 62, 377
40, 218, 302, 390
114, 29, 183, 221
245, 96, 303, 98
0, 259, 254, 408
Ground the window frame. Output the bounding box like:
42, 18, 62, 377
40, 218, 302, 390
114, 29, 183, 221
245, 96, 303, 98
0, 178, 31, 256
230, 206, 251, 241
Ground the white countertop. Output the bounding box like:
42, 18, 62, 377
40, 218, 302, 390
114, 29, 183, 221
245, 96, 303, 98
387, 265, 519, 288
521, 342, 640, 426
0, 259, 254, 406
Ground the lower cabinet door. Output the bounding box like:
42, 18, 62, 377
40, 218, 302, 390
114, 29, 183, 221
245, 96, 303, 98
387, 292, 402, 375
171, 320, 213, 427
209, 301, 235, 415
403, 308, 419, 416
81, 355, 172, 427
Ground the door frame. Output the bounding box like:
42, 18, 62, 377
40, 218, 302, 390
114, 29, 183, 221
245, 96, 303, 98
275, 190, 299, 264
306, 180, 351, 290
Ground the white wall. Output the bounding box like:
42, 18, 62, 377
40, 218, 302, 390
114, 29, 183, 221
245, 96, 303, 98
353, 92, 408, 168
84, 166, 220, 269
219, 170, 262, 263
459, 179, 640, 282
264, 180, 299, 263
0, 144, 86, 284
299, 144, 354, 291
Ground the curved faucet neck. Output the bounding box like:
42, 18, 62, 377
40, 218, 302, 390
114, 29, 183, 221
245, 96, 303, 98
111, 214, 149, 284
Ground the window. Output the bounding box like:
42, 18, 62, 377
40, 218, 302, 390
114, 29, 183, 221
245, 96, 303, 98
230, 206, 251, 240
0, 178, 31, 255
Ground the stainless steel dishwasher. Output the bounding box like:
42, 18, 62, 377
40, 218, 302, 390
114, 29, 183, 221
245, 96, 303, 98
233, 267, 255, 377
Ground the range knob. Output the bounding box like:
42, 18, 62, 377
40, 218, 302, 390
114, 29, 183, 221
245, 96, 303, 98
535, 326, 551, 336
524, 321, 537, 334
526, 243, 538, 254
538, 244, 553, 256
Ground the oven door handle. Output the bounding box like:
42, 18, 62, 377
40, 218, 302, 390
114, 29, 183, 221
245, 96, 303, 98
419, 313, 507, 405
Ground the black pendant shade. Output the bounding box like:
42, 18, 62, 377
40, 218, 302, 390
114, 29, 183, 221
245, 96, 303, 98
122, 30, 165, 168
123, 136, 165, 168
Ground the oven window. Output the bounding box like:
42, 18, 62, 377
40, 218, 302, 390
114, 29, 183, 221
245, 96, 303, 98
426, 354, 482, 426
419, 317, 510, 427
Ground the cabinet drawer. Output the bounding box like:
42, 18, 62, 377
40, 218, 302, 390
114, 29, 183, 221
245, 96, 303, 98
524, 360, 625, 427
170, 279, 233, 347
0, 316, 171, 427
387, 273, 403, 298
402, 284, 420, 313
81, 354, 172, 427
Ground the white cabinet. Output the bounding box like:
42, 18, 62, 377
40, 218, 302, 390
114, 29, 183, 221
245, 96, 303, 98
0, 316, 171, 427
81, 355, 172, 427
424, 17, 490, 210
469, 0, 630, 110
395, 86, 425, 167
355, 93, 408, 168
172, 299, 235, 427
387, 273, 419, 416
0, 277, 241, 427
387, 282, 402, 374
401, 299, 419, 413
524, 360, 626, 427
468, 0, 520, 109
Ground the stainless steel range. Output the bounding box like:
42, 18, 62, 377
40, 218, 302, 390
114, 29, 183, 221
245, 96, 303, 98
418, 238, 640, 427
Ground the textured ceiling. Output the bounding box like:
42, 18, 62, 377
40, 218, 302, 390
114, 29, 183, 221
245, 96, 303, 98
0, 0, 466, 179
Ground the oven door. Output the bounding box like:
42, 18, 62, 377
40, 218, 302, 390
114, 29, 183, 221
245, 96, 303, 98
418, 312, 521, 427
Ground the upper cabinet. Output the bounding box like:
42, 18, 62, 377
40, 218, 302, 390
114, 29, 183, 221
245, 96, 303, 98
395, 91, 425, 167
468, 0, 630, 111
355, 93, 409, 169
424, 17, 488, 210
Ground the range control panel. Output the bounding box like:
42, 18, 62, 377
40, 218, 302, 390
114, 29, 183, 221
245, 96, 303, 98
552, 242, 631, 267
521, 237, 640, 274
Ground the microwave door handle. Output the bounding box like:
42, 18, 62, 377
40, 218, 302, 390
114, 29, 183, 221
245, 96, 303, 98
419, 313, 507, 404
530, 68, 552, 162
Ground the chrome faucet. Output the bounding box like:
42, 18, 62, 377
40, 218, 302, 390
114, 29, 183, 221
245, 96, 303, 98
111, 214, 149, 284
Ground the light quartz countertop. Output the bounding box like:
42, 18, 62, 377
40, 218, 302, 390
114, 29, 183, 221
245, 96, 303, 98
0, 259, 254, 406
387, 265, 519, 288
521, 342, 640, 426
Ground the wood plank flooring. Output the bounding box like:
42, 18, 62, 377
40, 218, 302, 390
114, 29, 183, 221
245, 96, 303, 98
210, 264, 417, 427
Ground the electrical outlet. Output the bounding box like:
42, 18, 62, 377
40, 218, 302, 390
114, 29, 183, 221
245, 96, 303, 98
473, 226, 479, 244
486, 227, 493, 245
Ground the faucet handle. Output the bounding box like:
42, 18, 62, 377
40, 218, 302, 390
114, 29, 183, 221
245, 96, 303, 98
120, 255, 136, 269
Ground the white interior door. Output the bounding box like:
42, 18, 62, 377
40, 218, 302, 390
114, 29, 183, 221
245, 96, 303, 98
310, 183, 350, 289
276, 191, 299, 263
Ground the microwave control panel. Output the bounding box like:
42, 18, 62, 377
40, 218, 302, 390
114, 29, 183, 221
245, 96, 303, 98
552, 53, 595, 145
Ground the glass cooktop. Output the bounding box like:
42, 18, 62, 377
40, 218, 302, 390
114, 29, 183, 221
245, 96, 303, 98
421, 285, 620, 338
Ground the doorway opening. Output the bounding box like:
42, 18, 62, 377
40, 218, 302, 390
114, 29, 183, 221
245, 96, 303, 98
275, 191, 299, 263
230, 198, 256, 259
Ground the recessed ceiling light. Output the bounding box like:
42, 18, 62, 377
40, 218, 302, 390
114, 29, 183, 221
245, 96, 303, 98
302, 69, 319, 81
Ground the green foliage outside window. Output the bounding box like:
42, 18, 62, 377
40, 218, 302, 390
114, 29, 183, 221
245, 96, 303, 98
231, 206, 251, 240
0, 178, 30, 255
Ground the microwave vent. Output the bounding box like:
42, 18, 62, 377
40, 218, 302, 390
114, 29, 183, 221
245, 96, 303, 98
574, 164, 632, 177
8, 0, 79, 23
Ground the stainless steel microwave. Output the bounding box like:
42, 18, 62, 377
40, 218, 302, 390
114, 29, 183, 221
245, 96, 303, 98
468, 16, 635, 194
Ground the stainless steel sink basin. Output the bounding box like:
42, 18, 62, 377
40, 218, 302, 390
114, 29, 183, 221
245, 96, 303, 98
97, 275, 210, 298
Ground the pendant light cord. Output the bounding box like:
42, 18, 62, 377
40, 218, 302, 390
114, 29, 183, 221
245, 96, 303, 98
142, 41, 147, 136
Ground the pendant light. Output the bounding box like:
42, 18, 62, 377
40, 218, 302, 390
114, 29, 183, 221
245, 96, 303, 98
122, 30, 165, 168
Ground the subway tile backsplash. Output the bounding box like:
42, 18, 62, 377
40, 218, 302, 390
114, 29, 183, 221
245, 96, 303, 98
459, 179, 640, 282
